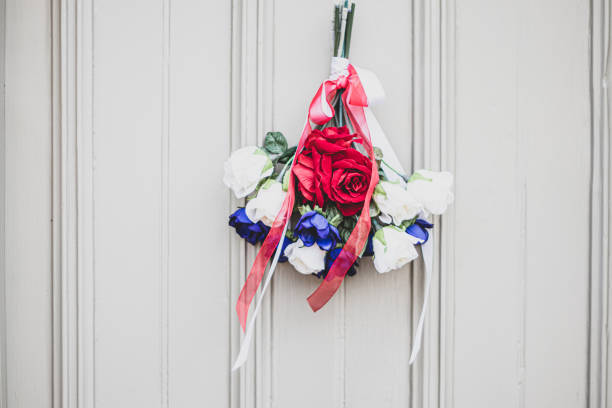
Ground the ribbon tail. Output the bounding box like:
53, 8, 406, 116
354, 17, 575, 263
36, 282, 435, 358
364, 107, 407, 183
232, 218, 290, 371
409, 230, 434, 365
235, 205, 287, 331
309, 81, 336, 126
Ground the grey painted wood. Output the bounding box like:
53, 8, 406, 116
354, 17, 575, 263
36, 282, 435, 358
453, 0, 591, 407
5, 0, 54, 407
1, 0, 605, 407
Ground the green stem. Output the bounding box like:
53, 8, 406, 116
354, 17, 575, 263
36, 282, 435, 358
336, 91, 345, 127
343, 3, 355, 58
276, 156, 295, 182
381, 159, 409, 182
333, 6, 341, 57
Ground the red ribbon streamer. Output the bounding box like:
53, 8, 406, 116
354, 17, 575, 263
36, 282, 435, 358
236, 65, 378, 330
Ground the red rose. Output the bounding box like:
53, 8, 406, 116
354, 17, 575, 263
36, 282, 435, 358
328, 148, 372, 215
293, 126, 372, 216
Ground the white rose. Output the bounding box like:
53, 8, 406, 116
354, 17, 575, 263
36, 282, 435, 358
223, 146, 273, 198
372, 226, 419, 274
405, 170, 454, 215
245, 180, 286, 226
284, 239, 326, 275
373, 181, 423, 226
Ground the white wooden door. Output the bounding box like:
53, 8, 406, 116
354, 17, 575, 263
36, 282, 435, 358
2, 0, 609, 408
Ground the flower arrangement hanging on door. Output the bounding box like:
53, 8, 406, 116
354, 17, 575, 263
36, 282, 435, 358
223, 1, 454, 370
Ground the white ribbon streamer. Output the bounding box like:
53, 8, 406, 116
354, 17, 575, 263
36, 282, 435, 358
232, 218, 290, 371
364, 107, 405, 184
409, 232, 433, 364
364, 97, 432, 364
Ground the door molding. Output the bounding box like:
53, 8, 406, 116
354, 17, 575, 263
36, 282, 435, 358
0, 0, 6, 406
412, 0, 456, 407
51, 0, 95, 407
589, 0, 612, 407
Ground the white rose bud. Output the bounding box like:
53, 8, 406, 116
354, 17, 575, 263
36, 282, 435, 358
245, 180, 287, 227
284, 239, 326, 275
405, 170, 454, 215
373, 181, 423, 226
372, 226, 419, 274
223, 146, 274, 199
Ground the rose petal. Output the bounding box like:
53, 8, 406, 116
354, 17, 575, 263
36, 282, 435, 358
311, 213, 328, 231
317, 236, 334, 251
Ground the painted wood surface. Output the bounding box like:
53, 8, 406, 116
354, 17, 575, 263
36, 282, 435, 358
5, 1, 53, 407
1, 1, 607, 408
453, 1, 591, 407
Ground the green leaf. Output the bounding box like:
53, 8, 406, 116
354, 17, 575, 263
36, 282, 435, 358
337, 215, 358, 243
373, 146, 384, 161
408, 172, 433, 183
285, 229, 295, 241
338, 226, 352, 244
399, 216, 418, 230
282, 169, 291, 191
298, 204, 313, 216
374, 228, 387, 247
260, 178, 275, 190
369, 201, 380, 217
263, 132, 288, 155
374, 182, 387, 198
275, 146, 297, 164
325, 205, 343, 227
371, 218, 383, 232
254, 147, 269, 157
246, 177, 268, 201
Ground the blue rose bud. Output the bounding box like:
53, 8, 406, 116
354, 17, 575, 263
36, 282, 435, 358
229, 208, 270, 245
278, 236, 293, 263
405, 219, 433, 245
362, 232, 374, 257
294, 211, 340, 251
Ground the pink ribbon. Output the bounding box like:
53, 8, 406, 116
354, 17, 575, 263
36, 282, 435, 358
236, 64, 378, 330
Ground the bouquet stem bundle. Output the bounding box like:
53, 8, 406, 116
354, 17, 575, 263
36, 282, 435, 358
333, 1, 355, 58
332, 1, 355, 128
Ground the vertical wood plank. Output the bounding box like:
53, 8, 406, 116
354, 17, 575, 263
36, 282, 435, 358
0, 0, 6, 405
520, 1, 590, 407
93, 2, 164, 407
453, 1, 591, 407
454, 1, 523, 407
167, 0, 232, 407
605, 1, 612, 404
271, 2, 341, 407
591, 1, 611, 407
344, 1, 414, 407
5, 1, 53, 407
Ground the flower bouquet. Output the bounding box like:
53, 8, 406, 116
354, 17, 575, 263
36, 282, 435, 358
225, 1, 453, 370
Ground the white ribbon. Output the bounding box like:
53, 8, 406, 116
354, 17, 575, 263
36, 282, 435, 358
368, 107, 433, 364
409, 231, 433, 364
232, 216, 290, 371
360, 70, 432, 362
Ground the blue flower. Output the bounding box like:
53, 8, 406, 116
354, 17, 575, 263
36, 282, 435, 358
405, 219, 433, 245
318, 247, 358, 278
229, 208, 269, 245
362, 233, 374, 257
278, 236, 293, 263
294, 211, 340, 251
